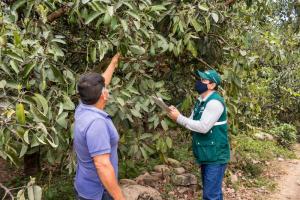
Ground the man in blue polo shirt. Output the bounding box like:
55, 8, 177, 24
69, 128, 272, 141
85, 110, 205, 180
74, 53, 125, 200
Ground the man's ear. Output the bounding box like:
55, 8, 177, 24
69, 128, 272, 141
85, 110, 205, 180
102, 88, 109, 101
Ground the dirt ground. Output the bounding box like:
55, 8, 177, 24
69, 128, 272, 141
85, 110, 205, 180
223, 144, 300, 200
265, 144, 300, 200
0, 158, 14, 183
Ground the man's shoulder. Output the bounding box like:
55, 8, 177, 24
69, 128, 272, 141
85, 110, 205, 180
75, 109, 109, 132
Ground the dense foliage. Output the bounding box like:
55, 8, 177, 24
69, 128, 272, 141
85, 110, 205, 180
0, 0, 299, 178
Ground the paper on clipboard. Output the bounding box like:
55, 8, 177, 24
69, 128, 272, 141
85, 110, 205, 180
151, 96, 170, 112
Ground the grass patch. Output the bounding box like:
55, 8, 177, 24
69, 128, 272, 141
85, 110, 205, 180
234, 134, 296, 161
244, 176, 277, 190
43, 172, 74, 200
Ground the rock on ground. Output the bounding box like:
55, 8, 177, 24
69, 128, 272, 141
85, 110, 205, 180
122, 184, 162, 200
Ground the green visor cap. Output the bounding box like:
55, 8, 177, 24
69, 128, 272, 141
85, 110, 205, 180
195, 69, 221, 85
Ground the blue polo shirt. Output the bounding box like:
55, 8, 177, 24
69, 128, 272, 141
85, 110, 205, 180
74, 103, 119, 200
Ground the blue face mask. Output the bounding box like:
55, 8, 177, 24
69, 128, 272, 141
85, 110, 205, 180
195, 80, 208, 94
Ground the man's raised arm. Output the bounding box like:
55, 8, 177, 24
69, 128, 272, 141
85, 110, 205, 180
102, 53, 120, 86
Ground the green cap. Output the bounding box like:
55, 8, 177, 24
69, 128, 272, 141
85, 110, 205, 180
195, 69, 222, 85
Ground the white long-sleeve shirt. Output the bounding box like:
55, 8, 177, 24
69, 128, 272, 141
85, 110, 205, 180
176, 91, 224, 134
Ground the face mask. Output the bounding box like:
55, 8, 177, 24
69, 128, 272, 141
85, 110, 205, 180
195, 80, 208, 94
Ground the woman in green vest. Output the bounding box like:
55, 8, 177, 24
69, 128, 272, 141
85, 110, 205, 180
167, 69, 230, 200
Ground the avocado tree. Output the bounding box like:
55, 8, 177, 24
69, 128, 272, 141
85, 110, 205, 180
0, 0, 299, 176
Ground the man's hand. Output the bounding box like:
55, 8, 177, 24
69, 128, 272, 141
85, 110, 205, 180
110, 53, 121, 66
168, 105, 181, 121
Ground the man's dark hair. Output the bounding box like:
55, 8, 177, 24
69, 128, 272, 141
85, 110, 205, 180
77, 73, 105, 105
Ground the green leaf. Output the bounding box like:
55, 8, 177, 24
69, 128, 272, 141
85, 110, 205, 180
240, 50, 247, 56
127, 86, 140, 95
122, 1, 133, 9
16, 103, 26, 125
140, 133, 153, 140
12, 0, 27, 11
211, 12, 219, 23
110, 17, 118, 30
103, 12, 111, 24
126, 11, 140, 21
0, 80, 6, 88
19, 144, 28, 158
30, 137, 40, 148
33, 185, 42, 200
161, 119, 168, 131
85, 12, 102, 24
120, 19, 128, 32
150, 5, 167, 12
27, 186, 34, 200
133, 20, 140, 30
63, 95, 75, 110
91, 46, 97, 63
23, 62, 36, 78
34, 93, 49, 115
187, 41, 198, 57
153, 116, 159, 128
56, 112, 68, 128
0, 64, 12, 76
30, 105, 48, 122
107, 6, 114, 16
140, 146, 148, 160
10, 60, 19, 74
129, 45, 146, 55
198, 4, 209, 11
142, 143, 155, 154
51, 38, 66, 44
24, 130, 29, 144
37, 123, 49, 136
166, 137, 172, 148
121, 90, 131, 98
130, 109, 142, 118
6, 52, 23, 62
50, 45, 64, 58
116, 97, 125, 106
17, 189, 26, 200
191, 19, 202, 32
50, 65, 65, 83
205, 17, 210, 32
46, 136, 58, 148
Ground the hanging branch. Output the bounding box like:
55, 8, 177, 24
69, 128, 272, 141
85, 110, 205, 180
195, 57, 214, 70
47, 4, 71, 23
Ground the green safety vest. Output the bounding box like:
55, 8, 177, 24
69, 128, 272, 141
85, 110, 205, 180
192, 92, 230, 164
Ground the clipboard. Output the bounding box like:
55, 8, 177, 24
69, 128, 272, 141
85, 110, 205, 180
151, 96, 171, 112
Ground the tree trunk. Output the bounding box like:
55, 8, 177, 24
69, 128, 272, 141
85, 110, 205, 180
24, 151, 41, 176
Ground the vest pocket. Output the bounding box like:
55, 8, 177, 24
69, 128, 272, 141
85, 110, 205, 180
195, 141, 217, 162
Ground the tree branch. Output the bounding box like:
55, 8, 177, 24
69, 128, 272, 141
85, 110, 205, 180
195, 57, 214, 70
47, 5, 70, 23
225, 0, 236, 6
0, 183, 14, 200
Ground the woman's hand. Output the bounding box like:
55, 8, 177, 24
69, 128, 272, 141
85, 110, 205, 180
167, 105, 181, 121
